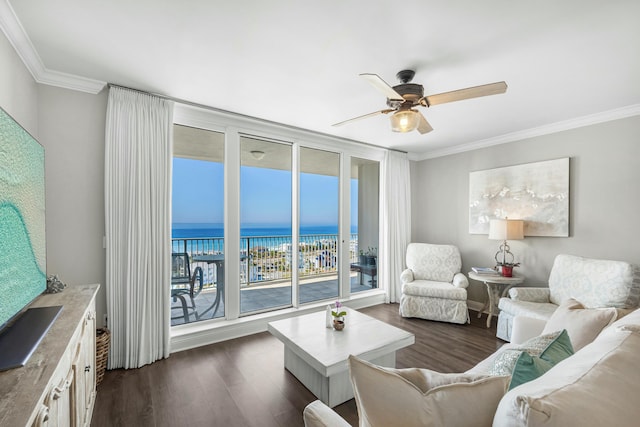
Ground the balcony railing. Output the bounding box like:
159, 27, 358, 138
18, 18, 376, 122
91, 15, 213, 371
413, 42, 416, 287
171, 233, 359, 288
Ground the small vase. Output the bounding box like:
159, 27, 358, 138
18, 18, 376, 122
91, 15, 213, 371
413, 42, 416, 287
501, 265, 513, 277
333, 317, 345, 331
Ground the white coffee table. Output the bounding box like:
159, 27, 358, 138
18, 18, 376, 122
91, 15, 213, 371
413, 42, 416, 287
267, 308, 414, 407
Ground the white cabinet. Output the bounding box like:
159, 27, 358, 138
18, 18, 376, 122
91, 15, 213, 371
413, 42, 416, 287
0, 285, 100, 427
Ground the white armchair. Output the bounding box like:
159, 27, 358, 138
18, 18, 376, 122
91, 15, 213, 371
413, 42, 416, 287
497, 254, 640, 341
399, 243, 469, 324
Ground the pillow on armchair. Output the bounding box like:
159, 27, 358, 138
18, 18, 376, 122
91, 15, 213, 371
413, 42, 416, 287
541, 298, 617, 351
348, 355, 509, 427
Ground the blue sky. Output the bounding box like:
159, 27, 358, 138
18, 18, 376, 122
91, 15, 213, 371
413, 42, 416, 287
172, 158, 224, 223
172, 158, 358, 226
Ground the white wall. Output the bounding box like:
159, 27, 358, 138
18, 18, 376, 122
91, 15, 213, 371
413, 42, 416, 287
0, 29, 38, 135
1, 31, 108, 325
411, 115, 640, 303
37, 85, 108, 325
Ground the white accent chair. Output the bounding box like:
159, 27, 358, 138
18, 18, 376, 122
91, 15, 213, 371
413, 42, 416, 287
497, 254, 640, 341
399, 243, 470, 324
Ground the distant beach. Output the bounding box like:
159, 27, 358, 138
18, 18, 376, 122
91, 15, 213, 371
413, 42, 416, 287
171, 223, 359, 284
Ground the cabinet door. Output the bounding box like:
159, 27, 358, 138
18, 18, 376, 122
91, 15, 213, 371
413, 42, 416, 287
82, 311, 96, 422
34, 369, 74, 427
72, 311, 96, 427
71, 337, 85, 427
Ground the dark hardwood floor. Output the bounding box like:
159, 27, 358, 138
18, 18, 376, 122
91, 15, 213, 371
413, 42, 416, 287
91, 304, 503, 427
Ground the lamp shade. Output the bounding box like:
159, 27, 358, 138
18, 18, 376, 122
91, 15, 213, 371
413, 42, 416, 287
488, 219, 524, 240
390, 110, 419, 133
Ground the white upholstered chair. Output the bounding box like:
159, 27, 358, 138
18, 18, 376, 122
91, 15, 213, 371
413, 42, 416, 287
497, 254, 640, 341
399, 243, 469, 324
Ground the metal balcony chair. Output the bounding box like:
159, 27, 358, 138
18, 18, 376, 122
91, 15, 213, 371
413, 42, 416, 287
171, 252, 204, 323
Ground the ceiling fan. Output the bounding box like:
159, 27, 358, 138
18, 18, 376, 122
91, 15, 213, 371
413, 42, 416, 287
333, 70, 507, 134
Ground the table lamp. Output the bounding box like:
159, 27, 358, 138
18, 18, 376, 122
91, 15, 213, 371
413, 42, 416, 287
488, 218, 524, 274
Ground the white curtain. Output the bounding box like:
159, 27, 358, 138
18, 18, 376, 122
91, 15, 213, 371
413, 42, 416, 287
380, 150, 411, 303
105, 87, 173, 369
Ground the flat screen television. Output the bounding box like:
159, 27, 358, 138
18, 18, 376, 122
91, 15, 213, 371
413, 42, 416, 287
0, 106, 61, 371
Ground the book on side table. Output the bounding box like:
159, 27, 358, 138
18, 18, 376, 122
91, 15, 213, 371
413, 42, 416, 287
471, 267, 499, 275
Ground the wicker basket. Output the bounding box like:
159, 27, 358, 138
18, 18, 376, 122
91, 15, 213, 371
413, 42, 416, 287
96, 327, 111, 386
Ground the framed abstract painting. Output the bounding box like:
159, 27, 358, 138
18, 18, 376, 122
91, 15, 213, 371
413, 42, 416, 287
469, 158, 569, 237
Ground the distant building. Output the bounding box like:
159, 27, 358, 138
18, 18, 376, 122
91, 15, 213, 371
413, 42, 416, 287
283, 243, 305, 270
315, 250, 337, 269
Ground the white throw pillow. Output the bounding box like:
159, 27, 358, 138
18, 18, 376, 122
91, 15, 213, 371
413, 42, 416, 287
542, 298, 617, 351
348, 355, 509, 427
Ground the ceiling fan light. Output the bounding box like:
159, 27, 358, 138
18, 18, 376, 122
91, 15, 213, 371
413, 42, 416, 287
390, 110, 419, 133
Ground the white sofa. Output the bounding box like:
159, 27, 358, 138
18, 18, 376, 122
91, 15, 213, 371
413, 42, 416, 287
399, 243, 469, 324
497, 254, 640, 341
303, 307, 640, 427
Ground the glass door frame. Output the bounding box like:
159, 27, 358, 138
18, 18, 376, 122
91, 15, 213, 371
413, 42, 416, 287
174, 103, 386, 325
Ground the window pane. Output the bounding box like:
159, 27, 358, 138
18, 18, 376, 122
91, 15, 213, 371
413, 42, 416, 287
171, 125, 225, 326
350, 157, 379, 293
240, 137, 292, 314
299, 147, 340, 304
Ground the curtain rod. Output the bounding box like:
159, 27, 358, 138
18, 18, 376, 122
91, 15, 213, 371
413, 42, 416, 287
107, 83, 407, 154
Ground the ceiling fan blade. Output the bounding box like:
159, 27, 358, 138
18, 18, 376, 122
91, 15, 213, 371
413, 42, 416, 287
424, 81, 507, 106
360, 73, 405, 101
332, 109, 394, 127
416, 112, 433, 134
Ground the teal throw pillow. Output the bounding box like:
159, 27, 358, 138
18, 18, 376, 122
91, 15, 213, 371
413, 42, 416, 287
509, 329, 574, 390
490, 329, 566, 377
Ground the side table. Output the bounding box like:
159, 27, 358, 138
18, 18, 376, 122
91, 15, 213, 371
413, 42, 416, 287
468, 271, 524, 328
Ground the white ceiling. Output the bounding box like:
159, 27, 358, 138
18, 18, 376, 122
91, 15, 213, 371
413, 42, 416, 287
4, 0, 640, 158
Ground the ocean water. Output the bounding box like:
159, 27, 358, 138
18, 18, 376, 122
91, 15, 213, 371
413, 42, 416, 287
171, 223, 358, 253
172, 223, 357, 239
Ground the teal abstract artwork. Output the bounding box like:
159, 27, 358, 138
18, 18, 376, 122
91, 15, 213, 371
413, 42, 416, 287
0, 108, 46, 327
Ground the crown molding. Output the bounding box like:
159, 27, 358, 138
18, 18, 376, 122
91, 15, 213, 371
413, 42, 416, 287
409, 103, 640, 161
0, 0, 106, 94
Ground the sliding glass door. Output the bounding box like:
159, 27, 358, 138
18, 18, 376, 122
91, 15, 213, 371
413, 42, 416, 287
171, 125, 225, 326
240, 137, 292, 314
298, 147, 340, 303
350, 157, 379, 293
171, 106, 383, 326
